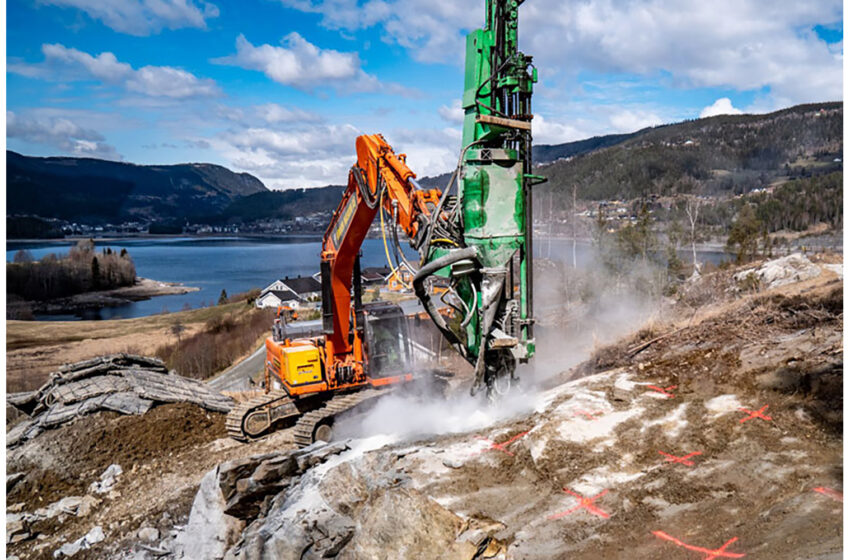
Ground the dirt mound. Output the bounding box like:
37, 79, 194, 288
9, 404, 224, 513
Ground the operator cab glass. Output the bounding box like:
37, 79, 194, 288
364, 302, 411, 378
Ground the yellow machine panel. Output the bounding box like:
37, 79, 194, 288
280, 345, 323, 386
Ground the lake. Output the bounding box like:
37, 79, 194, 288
6, 236, 732, 320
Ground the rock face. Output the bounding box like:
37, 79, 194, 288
733, 253, 822, 289
6, 354, 233, 447
173, 441, 490, 560
175, 442, 351, 560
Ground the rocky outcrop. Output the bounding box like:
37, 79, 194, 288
733, 253, 822, 289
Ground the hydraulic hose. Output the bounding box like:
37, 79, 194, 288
413, 246, 478, 360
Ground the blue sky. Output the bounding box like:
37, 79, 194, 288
6, 0, 844, 189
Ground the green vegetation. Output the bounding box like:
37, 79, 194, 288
7, 239, 136, 301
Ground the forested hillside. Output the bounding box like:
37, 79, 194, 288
535, 102, 842, 207
7, 151, 267, 224
210, 186, 345, 224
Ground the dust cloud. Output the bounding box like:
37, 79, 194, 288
339, 244, 665, 443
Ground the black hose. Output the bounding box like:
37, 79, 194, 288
353, 165, 379, 209
413, 247, 478, 359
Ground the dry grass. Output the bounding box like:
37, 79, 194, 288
6, 301, 256, 393
154, 308, 274, 380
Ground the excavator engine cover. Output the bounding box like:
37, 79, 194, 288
279, 344, 323, 387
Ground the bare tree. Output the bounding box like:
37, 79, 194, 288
571, 184, 578, 269
684, 197, 702, 275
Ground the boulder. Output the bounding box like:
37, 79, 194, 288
90, 464, 123, 494
174, 468, 245, 560
137, 527, 160, 543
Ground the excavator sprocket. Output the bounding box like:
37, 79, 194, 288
292, 388, 389, 447
226, 389, 301, 442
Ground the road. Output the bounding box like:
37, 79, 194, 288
207, 319, 322, 392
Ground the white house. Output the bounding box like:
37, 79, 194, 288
257, 275, 323, 309
255, 289, 300, 309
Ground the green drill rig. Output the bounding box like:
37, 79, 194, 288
413, 0, 543, 397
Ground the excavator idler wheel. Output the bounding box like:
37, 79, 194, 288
314, 421, 334, 443
243, 410, 272, 439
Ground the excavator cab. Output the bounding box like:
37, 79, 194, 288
363, 302, 412, 378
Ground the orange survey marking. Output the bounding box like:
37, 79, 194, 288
573, 409, 604, 421
659, 451, 702, 466
738, 405, 772, 423
813, 486, 843, 503
647, 384, 677, 398
548, 488, 610, 520
652, 531, 746, 559
473, 430, 530, 456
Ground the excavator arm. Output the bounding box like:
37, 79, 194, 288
320, 134, 440, 366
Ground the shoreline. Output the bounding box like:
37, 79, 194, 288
8, 277, 200, 316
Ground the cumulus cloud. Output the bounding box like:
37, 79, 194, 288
608, 109, 664, 132
532, 114, 589, 145
7, 110, 122, 160
700, 98, 744, 118
213, 33, 395, 93
281, 0, 479, 63
284, 0, 842, 108
438, 99, 463, 124
39, 0, 219, 36
256, 103, 323, 124
9, 44, 220, 99
205, 112, 362, 189
206, 106, 461, 188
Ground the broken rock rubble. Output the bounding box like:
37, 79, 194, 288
6, 354, 234, 448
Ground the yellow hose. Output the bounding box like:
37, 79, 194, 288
430, 238, 458, 247
379, 190, 411, 290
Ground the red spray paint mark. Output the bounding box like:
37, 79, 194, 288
547, 488, 610, 520
813, 486, 843, 503
738, 405, 772, 423
652, 531, 746, 559
659, 450, 703, 466
573, 409, 604, 421
647, 385, 677, 398
473, 430, 530, 456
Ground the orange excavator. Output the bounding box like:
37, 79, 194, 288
226, 134, 444, 444
227, 0, 540, 444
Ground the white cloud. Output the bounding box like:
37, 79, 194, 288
700, 98, 744, 118
256, 103, 323, 124
532, 114, 589, 144
39, 0, 219, 36
213, 33, 387, 93
9, 44, 220, 99
126, 65, 219, 98
206, 107, 462, 188
281, 0, 479, 63
7, 110, 122, 160
608, 109, 664, 132
284, 0, 842, 108
438, 99, 463, 124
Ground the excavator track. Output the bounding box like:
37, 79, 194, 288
292, 388, 390, 447
226, 389, 301, 442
